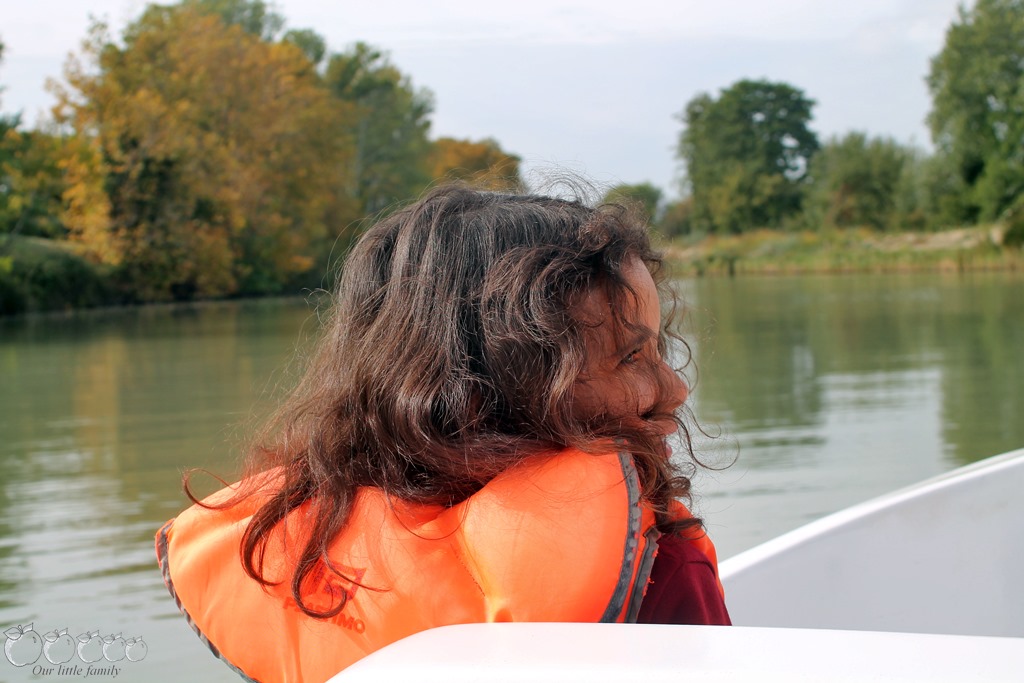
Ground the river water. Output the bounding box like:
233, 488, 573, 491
1, 271, 1021, 682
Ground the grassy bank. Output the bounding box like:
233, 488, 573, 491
661, 225, 1023, 277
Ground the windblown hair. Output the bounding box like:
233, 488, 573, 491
187, 184, 702, 618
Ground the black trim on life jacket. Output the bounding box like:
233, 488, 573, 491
157, 520, 260, 683
599, 450, 651, 622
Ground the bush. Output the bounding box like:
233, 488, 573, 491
0, 263, 28, 315
0, 237, 114, 314
1003, 202, 1024, 249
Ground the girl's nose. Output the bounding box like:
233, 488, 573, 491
662, 361, 689, 410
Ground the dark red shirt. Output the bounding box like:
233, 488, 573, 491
636, 532, 732, 625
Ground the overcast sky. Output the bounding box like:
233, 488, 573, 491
3, 0, 964, 199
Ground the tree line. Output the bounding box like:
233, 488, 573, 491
2, 0, 1021, 313
608, 0, 1023, 246
0, 0, 521, 309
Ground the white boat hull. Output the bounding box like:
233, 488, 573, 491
720, 448, 1024, 637
330, 622, 1024, 682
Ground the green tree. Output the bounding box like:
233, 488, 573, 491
927, 0, 1024, 222
0, 126, 67, 239
601, 182, 663, 223
678, 79, 819, 233
185, 0, 284, 40
54, 6, 357, 300
325, 43, 434, 215
187, 2, 325, 68
283, 28, 327, 67
658, 198, 694, 238
890, 150, 974, 232
803, 133, 910, 231
2, 39, 66, 241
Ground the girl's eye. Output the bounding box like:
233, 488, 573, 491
621, 348, 642, 365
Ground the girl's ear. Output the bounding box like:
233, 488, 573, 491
466, 385, 483, 416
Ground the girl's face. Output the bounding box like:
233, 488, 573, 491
572, 257, 689, 439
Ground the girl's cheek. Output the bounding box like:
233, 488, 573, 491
621, 377, 660, 420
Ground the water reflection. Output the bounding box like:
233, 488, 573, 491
683, 272, 1024, 556
936, 277, 1024, 464
0, 274, 1021, 681
0, 299, 317, 682
688, 277, 824, 434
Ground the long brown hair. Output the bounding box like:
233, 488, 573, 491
187, 184, 702, 617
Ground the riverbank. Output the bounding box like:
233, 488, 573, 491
660, 225, 1023, 277
3, 226, 1023, 316
0, 235, 325, 316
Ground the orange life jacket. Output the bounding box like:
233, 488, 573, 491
156, 448, 721, 683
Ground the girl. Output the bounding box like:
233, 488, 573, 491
157, 185, 729, 683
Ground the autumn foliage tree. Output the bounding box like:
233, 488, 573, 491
428, 137, 522, 190
4, 4, 534, 312
54, 5, 357, 300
